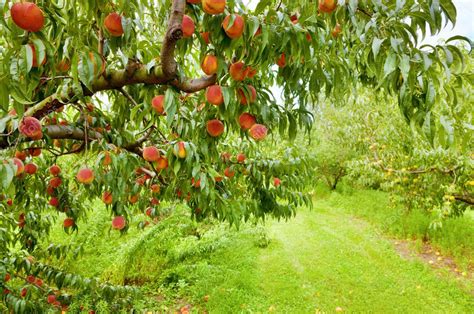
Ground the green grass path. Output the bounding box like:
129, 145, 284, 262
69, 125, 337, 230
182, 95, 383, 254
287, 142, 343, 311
197, 203, 474, 313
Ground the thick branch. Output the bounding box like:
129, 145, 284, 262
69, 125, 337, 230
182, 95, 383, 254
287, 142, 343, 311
453, 194, 474, 206
160, 0, 186, 78
171, 74, 217, 93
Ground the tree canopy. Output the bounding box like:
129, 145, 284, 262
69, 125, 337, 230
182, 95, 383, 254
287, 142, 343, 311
0, 0, 472, 311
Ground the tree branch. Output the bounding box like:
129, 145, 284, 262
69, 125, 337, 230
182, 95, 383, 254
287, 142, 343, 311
161, 0, 186, 78
453, 194, 474, 206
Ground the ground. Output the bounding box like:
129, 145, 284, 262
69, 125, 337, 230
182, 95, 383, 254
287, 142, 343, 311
49, 188, 474, 312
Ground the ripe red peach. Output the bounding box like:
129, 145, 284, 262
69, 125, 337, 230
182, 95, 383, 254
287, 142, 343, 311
102, 191, 113, 205
229, 62, 246, 81
319, 0, 338, 13
15, 151, 27, 161
201, 55, 218, 75
76, 167, 95, 184
206, 119, 225, 137
274, 177, 281, 187
19, 117, 43, 140
238, 85, 257, 105
104, 12, 124, 37
244, 67, 257, 79
182, 15, 195, 38
277, 53, 286, 68
202, 0, 226, 15
155, 156, 169, 169
11, 2, 44, 32
151, 184, 160, 193
112, 216, 126, 230
143, 146, 160, 162
49, 197, 59, 207
249, 124, 268, 141
28, 147, 41, 157
63, 217, 74, 228
236, 153, 246, 163
49, 177, 62, 188
12, 158, 24, 176
222, 14, 244, 39
49, 165, 61, 176
24, 163, 38, 175
151, 95, 166, 115
206, 85, 224, 106
128, 194, 139, 204
224, 167, 235, 178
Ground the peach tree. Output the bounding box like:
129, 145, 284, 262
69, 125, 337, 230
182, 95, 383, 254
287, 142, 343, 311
0, 0, 471, 311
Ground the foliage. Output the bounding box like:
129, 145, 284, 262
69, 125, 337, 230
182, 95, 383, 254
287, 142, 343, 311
0, 0, 471, 310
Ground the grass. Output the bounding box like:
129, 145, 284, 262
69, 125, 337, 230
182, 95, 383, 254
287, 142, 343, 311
46, 189, 474, 313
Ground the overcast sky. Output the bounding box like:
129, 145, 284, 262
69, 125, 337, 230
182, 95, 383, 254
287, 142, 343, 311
244, 0, 474, 44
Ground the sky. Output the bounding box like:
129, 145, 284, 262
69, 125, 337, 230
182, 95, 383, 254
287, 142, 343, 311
244, 0, 474, 44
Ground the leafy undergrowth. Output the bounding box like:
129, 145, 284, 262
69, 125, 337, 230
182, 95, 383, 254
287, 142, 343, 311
321, 184, 474, 270
45, 191, 474, 312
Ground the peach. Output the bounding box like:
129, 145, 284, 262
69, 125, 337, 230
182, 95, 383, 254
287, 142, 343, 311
236, 153, 246, 163
277, 53, 286, 68
151, 184, 160, 193
104, 12, 124, 37
46, 185, 55, 196
222, 14, 244, 39
102, 191, 113, 205
143, 146, 160, 162
290, 15, 298, 24
103, 151, 112, 166
28, 147, 41, 157
206, 85, 224, 106
182, 15, 195, 38
112, 216, 126, 230
24, 163, 38, 175
151, 95, 165, 115
20, 288, 27, 298
201, 31, 211, 44
30, 44, 46, 67
191, 178, 201, 188
238, 85, 257, 105
221, 152, 232, 162
306, 33, 312, 42
201, 55, 218, 75
19, 117, 43, 140
76, 167, 94, 184
331, 23, 342, 37
224, 167, 235, 178
128, 194, 139, 204
177, 141, 186, 159
146, 207, 153, 217
49, 177, 62, 188
49, 165, 61, 176
47, 294, 56, 304
151, 197, 160, 205
34, 278, 43, 287
49, 197, 59, 207
155, 156, 169, 170
206, 119, 225, 137
273, 177, 281, 187
63, 218, 74, 228
249, 124, 268, 141
15, 151, 27, 161
12, 158, 24, 176
11, 2, 44, 32
202, 0, 226, 15
319, 0, 337, 13
229, 61, 246, 81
